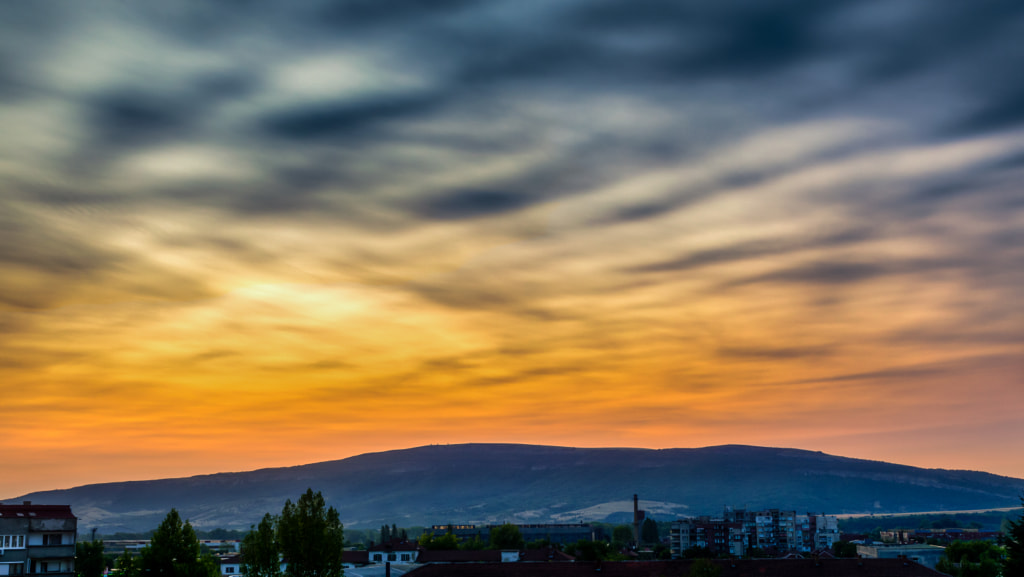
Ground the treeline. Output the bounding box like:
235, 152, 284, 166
838, 509, 1024, 534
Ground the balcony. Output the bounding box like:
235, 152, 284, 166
27, 545, 75, 558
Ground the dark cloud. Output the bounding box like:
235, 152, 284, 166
410, 189, 534, 220
261, 94, 442, 140
630, 229, 874, 274
316, 0, 476, 28
89, 91, 195, 147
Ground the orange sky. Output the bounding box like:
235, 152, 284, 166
2, 2, 1024, 499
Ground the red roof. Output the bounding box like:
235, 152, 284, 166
404, 559, 945, 577
0, 503, 76, 520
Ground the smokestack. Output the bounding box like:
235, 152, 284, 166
632, 494, 640, 547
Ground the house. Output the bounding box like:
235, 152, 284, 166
368, 540, 420, 564
0, 502, 77, 577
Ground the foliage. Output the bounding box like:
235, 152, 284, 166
241, 513, 281, 577
489, 523, 524, 550
683, 546, 715, 559
460, 535, 488, 551
935, 541, 1002, 577
76, 540, 106, 577
1005, 496, 1024, 577
839, 510, 1021, 534
689, 558, 722, 577
277, 489, 344, 577
418, 532, 460, 550
611, 525, 634, 548
566, 539, 612, 561
138, 509, 218, 577
641, 518, 660, 545
832, 541, 858, 558
115, 550, 140, 577
525, 538, 550, 550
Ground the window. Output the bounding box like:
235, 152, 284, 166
400, 554, 410, 561
372, 554, 382, 562
387, 553, 396, 561
224, 568, 235, 574
0, 536, 25, 549
42, 535, 62, 546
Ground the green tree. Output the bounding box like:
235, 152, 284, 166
935, 541, 1002, 577
611, 525, 634, 549
419, 532, 459, 550
832, 541, 858, 558
277, 489, 344, 577
115, 550, 141, 577
76, 540, 106, 577
689, 558, 722, 577
489, 524, 524, 550
241, 514, 281, 577
459, 535, 487, 551
641, 518, 659, 545
1004, 499, 1024, 577
380, 525, 390, 543
567, 540, 611, 561
139, 509, 218, 577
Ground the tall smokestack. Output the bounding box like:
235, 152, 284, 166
633, 494, 640, 547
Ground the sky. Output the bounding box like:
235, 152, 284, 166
1, 1, 1023, 500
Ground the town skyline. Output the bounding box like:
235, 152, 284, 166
2, 2, 1022, 499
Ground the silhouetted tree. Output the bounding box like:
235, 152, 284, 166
1005, 498, 1024, 577
489, 524, 524, 549
75, 540, 105, 577
641, 518, 659, 545
277, 489, 344, 577
138, 510, 218, 577
241, 513, 281, 577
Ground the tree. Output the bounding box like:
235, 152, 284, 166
935, 541, 1002, 577
418, 532, 459, 550
689, 558, 722, 577
277, 489, 344, 577
832, 541, 858, 558
380, 525, 391, 543
1005, 498, 1024, 577
567, 540, 611, 562
76, 540, 105, 577
641, 518, 660, 545
115, 550, 140, 577
241, 514, 282, 577
489, 523, 524, 550
139, 509, 218, 577
611, 525, 634, 549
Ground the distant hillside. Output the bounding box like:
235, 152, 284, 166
8, 444, 1024, 534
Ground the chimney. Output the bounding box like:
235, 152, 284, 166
632, 494, 640, 547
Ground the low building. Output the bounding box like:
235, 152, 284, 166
856, 544, 947, 569
402, 558, 945, 577
0, 502, 77, 577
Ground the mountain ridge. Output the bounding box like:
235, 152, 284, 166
9, 443, 1024, 534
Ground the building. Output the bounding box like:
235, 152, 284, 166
671, 507, 840, 557
427, 523, 602, 546
856, 545, 947, 569
401, 558, 946, 577
0, 502, 77, 577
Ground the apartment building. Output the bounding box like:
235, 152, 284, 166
671, 507, 839, 558
0, 502, 77, 577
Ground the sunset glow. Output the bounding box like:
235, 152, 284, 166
2, 2, 1023, 499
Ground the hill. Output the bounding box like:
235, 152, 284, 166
9, 444, 1024, 534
